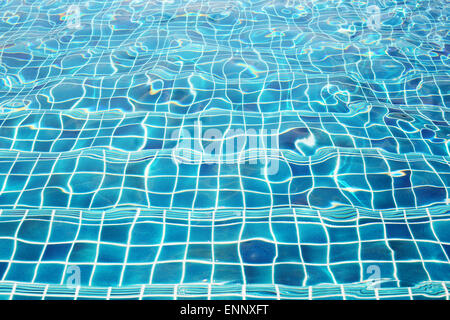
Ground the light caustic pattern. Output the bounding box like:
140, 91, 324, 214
0, 0, 448, 299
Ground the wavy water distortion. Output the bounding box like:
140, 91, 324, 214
0, 0, 448, 299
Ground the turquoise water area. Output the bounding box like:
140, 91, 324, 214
0, 0, 448, 299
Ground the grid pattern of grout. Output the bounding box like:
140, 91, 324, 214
0, 150, 447, 210
1, 282, 450, 300
0, 108, 449, 156
0, 0, 449, 299
0, 209, 449, 294
0, 1, 448, 114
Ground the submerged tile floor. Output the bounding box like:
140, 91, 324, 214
0, 0, 448, 299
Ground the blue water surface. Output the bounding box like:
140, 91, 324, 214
0, 0, 448, 299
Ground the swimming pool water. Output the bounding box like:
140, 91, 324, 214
0, 0, 448, 299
